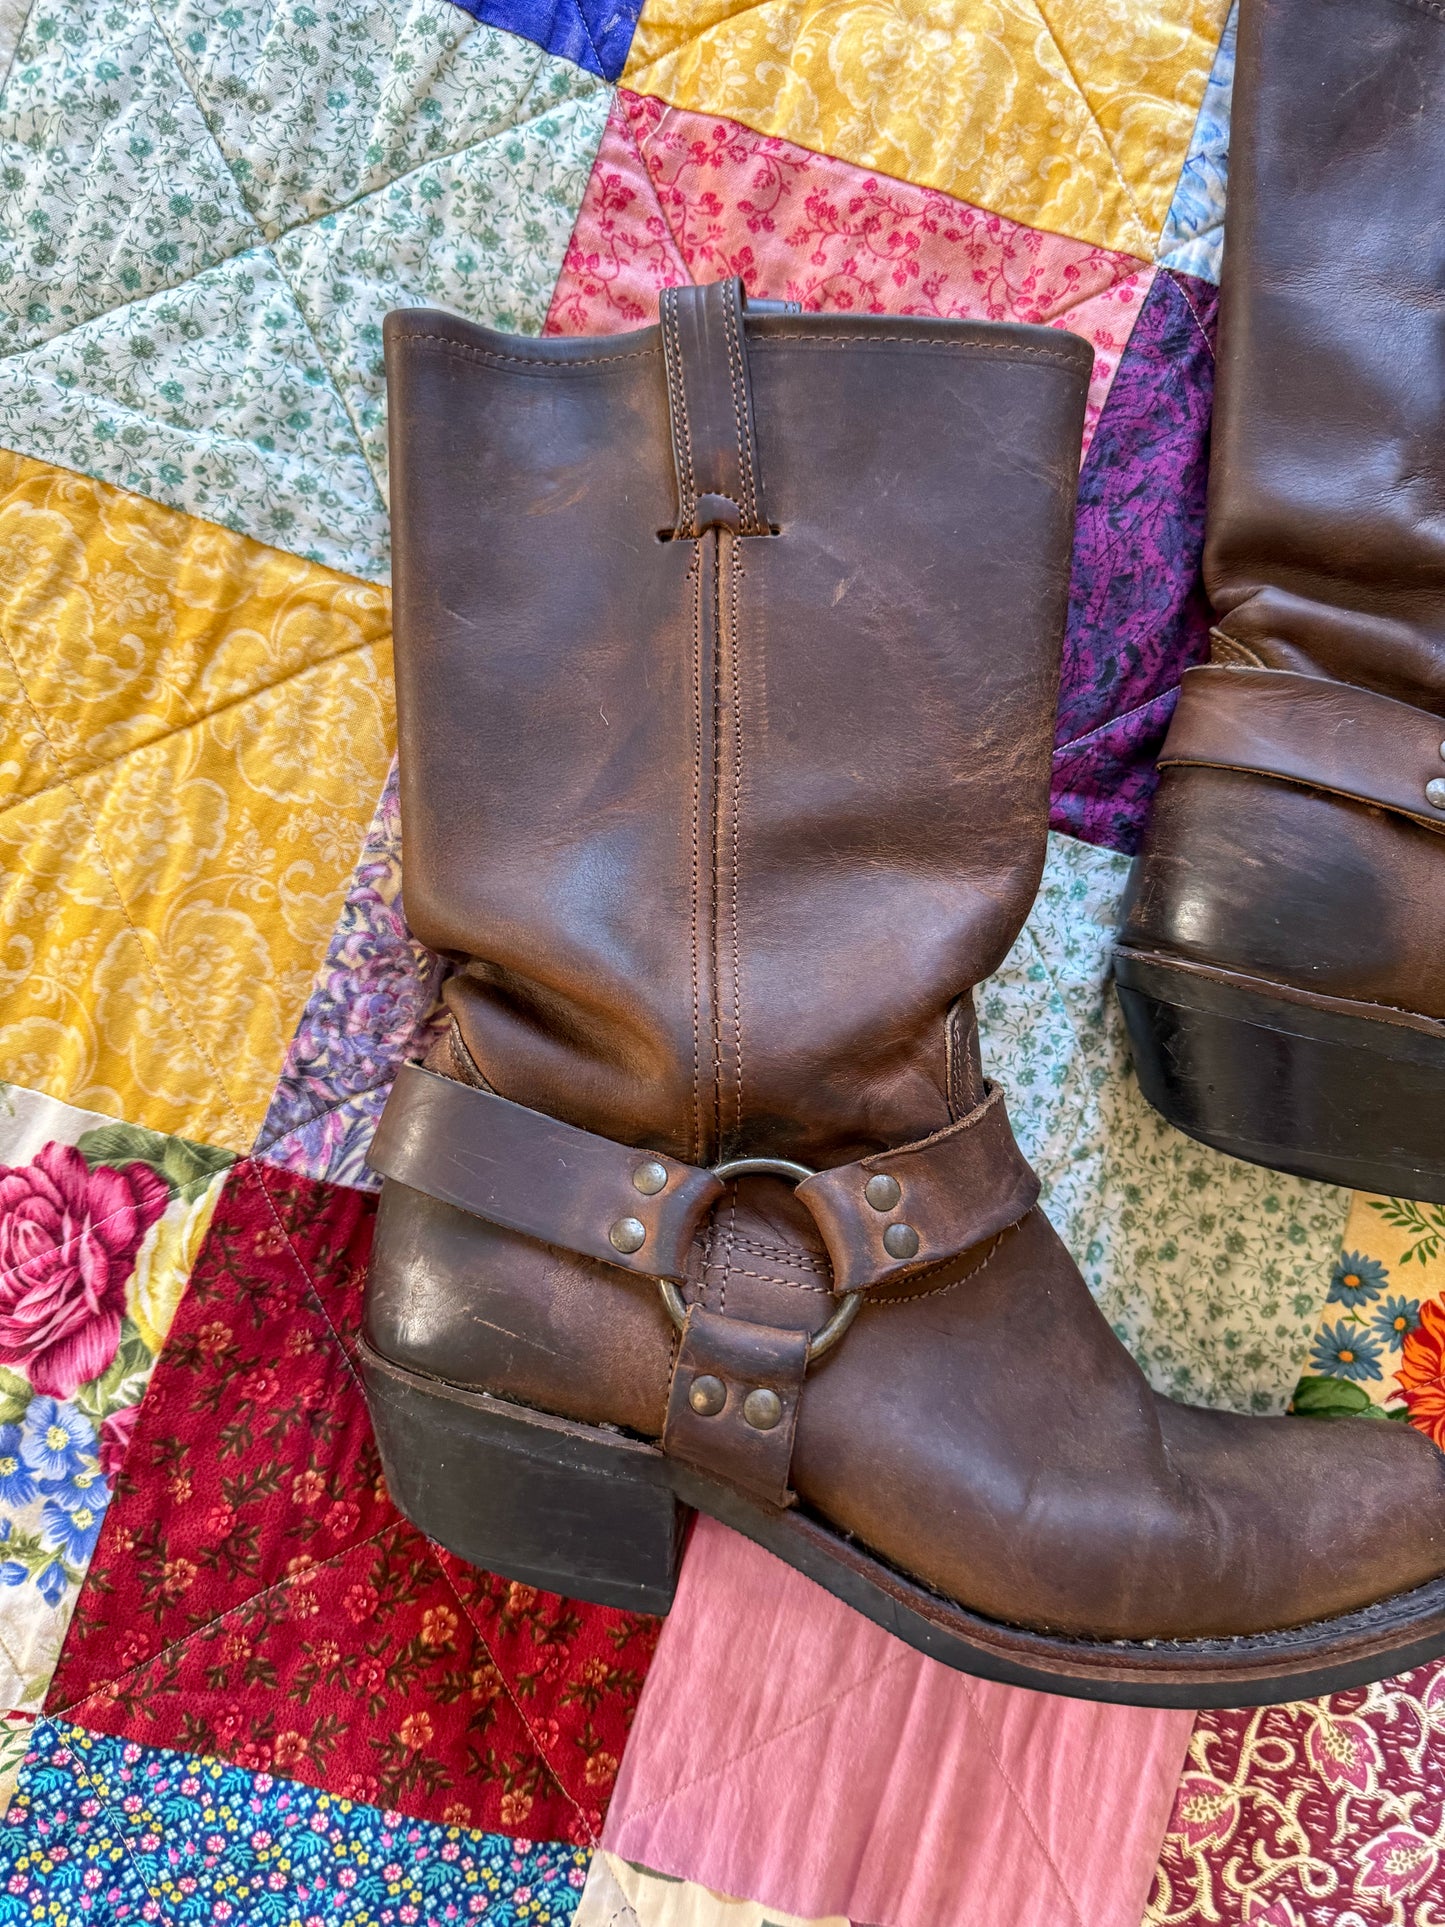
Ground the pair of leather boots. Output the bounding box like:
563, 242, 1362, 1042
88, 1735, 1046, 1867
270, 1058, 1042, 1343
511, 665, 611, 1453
359, 0, 1445, 1707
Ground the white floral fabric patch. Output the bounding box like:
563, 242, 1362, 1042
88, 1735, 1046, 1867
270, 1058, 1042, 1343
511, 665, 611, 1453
980, 832, 1347, 1416
0, 0, 608, 576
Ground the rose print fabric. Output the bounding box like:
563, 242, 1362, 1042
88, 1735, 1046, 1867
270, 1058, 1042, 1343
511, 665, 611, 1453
0, 1719, 591, 1923
0, 1083, 229, 1713
47, 1160, 657, 1841
546, 90, 1151, 445
4, 0, 1415, 1916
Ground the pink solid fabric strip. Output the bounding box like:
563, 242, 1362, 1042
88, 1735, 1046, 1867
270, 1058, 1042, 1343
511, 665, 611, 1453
605, 1516, 1194, 1927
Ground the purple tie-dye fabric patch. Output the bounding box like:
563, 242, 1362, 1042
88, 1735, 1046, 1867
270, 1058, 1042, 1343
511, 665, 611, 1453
253, 760, 448, 1189
1051, 268, 1219, 854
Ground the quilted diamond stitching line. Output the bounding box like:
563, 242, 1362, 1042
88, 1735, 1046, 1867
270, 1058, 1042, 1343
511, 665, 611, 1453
0, 0, 609, 576
0, 635, 386, 817
49, 1518, 398, 1720
1018, 0, 1154, 259
27, 1717, 173, 1915
53, 1158, 607, 1841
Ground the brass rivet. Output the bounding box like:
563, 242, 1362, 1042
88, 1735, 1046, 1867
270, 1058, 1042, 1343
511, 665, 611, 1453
1427, 778, 1445, 811
883, 1223, 920, 1260
742, 1387, 783, 1431
1439, 739, 1445, 763
863, 1173, 901, 1212
632, 1160, 669, 1196
609, 1216, 647, 1254
689, 1374, 726, 1417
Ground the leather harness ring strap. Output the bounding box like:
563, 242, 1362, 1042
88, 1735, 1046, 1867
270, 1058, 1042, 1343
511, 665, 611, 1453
1161, 663, 1445, 835
369, 1062, 1040, 1351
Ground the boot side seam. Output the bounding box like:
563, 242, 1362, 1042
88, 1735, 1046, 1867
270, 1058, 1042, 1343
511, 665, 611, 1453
729, 533, 746, 1144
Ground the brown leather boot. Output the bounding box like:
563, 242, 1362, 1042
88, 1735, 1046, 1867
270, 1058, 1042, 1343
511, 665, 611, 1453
1116, 0, 1445, 1202
361, 279, 1445, 1708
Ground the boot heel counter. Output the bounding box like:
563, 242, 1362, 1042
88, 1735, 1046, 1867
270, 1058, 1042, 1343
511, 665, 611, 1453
364, 1177, 676, 1438
1123, 762, 1445, 1016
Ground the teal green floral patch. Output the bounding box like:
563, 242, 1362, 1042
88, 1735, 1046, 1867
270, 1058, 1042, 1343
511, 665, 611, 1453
978, 834, 1348, 1416
0, 0, 608, 576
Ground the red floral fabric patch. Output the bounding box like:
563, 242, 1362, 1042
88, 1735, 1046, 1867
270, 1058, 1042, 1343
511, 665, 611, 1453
545, 90, 1150, 448
46, 1160, 657, 1842
1147, 1668, 1445, 1924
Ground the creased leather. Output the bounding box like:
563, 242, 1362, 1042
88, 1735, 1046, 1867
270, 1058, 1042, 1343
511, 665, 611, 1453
663, 1307, 807, 1508
1160, 665, 1445, 835
1120, 0, 1445, 1024
367, 278, 1445, 1647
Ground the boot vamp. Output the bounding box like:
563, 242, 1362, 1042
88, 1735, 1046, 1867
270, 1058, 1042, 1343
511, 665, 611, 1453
791, 1208, 1445, 1641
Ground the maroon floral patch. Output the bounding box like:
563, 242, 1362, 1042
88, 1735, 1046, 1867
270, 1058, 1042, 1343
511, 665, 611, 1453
47, 1160, 657, 1842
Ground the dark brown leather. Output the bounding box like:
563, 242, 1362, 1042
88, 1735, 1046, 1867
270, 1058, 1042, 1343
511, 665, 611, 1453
368, 1062, 725, 1282
1160, 665, 1445, 834
385, 300, 1087, 1171
370, 1060, 1039, 1297
660, 281, 768, 538
367, 280, 1445, 1647
663, 1306, 807, 1508
1203, 0, 1445, 710
796, 1083, 1040, 1295
1121, 0, 1445, 1023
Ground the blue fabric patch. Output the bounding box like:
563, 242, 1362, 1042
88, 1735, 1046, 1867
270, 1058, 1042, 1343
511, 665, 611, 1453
447, 0, 638, 81
0, 1719, 590, 1924
1156, 1, 1235, 282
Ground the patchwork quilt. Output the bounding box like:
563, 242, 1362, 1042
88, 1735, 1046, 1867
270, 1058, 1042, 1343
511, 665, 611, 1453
0, 0, 1443, 1921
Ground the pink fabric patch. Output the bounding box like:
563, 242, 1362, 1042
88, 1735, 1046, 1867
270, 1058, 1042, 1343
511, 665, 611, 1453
546, 91, 1153, 448
605, 1516, 1193, 1927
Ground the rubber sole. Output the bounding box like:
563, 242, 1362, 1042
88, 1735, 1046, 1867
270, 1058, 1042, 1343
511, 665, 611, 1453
1115, 947, 1445, 1204
360, 1339, 1445, 1709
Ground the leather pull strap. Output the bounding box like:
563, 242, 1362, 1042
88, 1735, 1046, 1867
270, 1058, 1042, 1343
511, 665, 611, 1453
1161, 665, 1445, 836
659, 278, 767, 537
368, 1063, 724, 1281
797, 1083, 1040, 1296
663, 1306, 807, 1508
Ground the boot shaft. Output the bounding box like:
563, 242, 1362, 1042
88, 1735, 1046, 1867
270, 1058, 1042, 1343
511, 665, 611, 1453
1205, 0, 1445, 708
386, 286, 1090, 1166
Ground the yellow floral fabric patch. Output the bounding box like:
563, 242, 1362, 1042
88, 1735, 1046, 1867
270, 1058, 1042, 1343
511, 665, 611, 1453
622, 0, 1230, 260
1292, 1191, 1445, 1440
0, 454, 394, 1151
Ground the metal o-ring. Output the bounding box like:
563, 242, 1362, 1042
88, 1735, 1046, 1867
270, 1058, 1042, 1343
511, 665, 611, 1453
655, 1148, 863, 1364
